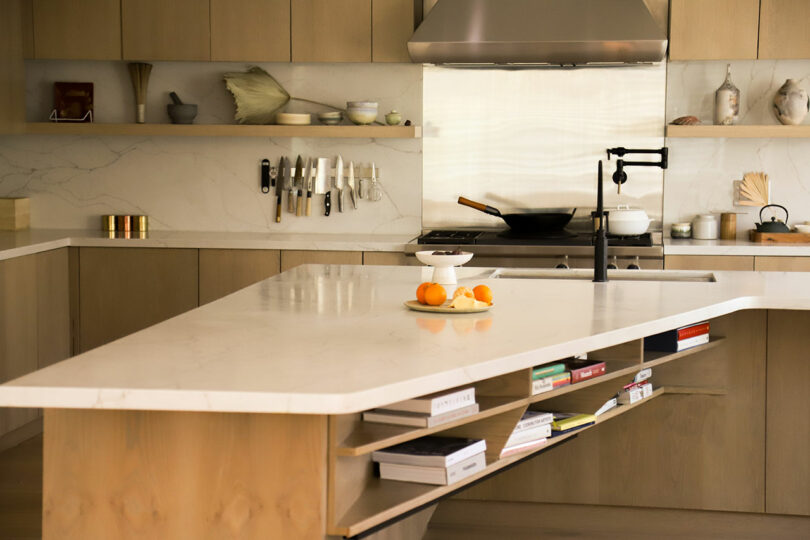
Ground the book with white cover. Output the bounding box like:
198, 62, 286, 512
372, 436, 487, 467
504, 423, 552, 448
513, 410, 554, 432
384, 387, 475, 415
500, 438, 548, 458
362, 403, 480, 428
379, 452, 486, 485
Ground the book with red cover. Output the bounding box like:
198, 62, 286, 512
645, 322, 710, 352
565, 359, 606, 383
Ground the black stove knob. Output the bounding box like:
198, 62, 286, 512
607, 263, 618, 270
627, 256, 641, 270
555, 255, 569, 269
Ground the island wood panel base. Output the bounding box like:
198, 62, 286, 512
665, 254, 755, 271
42, 409, 327, 540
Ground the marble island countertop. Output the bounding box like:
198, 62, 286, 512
3, 264, 810, 415
0, 229, 417, 261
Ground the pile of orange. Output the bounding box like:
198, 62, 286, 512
415, 283, 493, 306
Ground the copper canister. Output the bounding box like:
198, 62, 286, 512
132, 215, 148, 232
101, 215, 116, 231
115, 215, 131, 232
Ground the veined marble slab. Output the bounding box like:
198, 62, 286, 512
2, 265, 810, 415
0, 229, 417, 261
665, 238, 810, 256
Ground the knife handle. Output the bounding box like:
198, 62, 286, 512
261, 159, 270, 193
338, 189, 344, 213
276, 195, 282, 223
306, 193, 312, 216
288, 191, 295, 213
296, 192, 303, 216
325, 191, 331, 216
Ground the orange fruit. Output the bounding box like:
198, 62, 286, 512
473, 285, 493, 305
424, 283, 447, 306
416, 282, 433, 305
453, 286, 475, 299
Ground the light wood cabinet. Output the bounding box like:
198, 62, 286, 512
372, 0, 415, 62
32, 0, 121, 60
35, 249, 71, 369
199, 249, 280, 305
755, 256, 810, 272
122, 0, 210, 61
669, 0, 760, 60
210, 0, 290, 62
78, 248, 198, 353
665, 255, 754, 271
0, 0, 25, 135
281, 250, 363, 272
292, 0, 372, 62
759, 0, 810, 59
20, 0, 33, 59
362, 251, 420, 266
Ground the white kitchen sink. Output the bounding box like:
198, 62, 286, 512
489, 268, 717, 283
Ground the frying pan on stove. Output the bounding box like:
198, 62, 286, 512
458, 196, 576, 233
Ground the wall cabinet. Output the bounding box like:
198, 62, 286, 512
122, 0, 210, 61
199, 249, 281, 305
78, 248, 199, 353
373, 0, 416, 62
210, 0, 290, 62
292, 0, 372, 62
759, 0, 810, 59
669, 0, 760, 60
0, 0, 25, 135
32, 0, 121, 60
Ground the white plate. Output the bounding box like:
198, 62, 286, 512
404, 300, 491, 314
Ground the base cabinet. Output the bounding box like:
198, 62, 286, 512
199, 249, 280, 305
665, 255, 754, 271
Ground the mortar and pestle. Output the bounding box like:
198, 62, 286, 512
167, 92, 198, 124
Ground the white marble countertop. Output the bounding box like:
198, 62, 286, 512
2, 264, 810, 415
665, 238, 810, 256
0, 229, 417, 261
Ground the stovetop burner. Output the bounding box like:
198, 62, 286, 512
417, 229, 654, 247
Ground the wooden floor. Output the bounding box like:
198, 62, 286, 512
0, 435, 41, 540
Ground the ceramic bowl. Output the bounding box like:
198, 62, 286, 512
317, 111, 343, 125
414, 250, 474, 285
167, 104, 198, 124
276, 112, 311, 125
346, 108, 378, 125
347, 101, 378, 110
794, 223, 810, 234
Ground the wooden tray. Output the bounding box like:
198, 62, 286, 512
404, 300, 491, 314
749, 230, 810, 243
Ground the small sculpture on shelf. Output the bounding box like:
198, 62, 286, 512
773, 79, 809, 126
714, 64, 739, 126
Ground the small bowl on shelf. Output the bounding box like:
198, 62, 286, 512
276, 112, 311, 125
346, 108, 378, 125
794, 223, 810, 234
415, 250, 474, 285
317, 111, 343, 125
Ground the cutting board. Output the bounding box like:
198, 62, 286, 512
749, 230, 810, 243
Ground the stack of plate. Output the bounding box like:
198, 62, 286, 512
276, 112, 311, 125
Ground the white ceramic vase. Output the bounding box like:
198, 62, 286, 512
714, 64, 740, 126
773, 79, 809, 126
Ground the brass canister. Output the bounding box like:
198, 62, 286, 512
101, 215, 116, 231
132, 215, 149, 232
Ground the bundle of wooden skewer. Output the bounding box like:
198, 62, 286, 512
128, 62, 152, 124
737, 172, 770, 206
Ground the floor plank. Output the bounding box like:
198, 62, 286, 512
0, 435, 42, 540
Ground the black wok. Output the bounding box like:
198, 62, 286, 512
458, 197, 576, 233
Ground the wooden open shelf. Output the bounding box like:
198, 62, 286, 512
331, 388, 665, 537
666, 124, 810, 139
24, 122, 422, 139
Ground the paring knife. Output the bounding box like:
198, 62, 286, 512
335, 155, 345, 213
315, 157, 331, 216
304, 157, 313, 216
294, 155, 305, 217
275, 156, 286, 223
347, 161, 357, 209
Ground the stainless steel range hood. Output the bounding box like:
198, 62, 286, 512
408, 0, 667, 65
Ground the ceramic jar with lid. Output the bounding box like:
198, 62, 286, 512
692, 214, 719, 240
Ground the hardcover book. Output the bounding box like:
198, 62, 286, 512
500, 438, 548, 458
513, 410, 554, 432
378, 452, 486, 485
565, 359, 606, 383
53, 82, 94, 122
384, 387, 475, 415
645, 322, 710, 352
504, 423, 552, 448
531, 372, 570, 395
531, 362, 566, 380
362, 403, 480, 428
551, 413, 597, 432
372, 436, 487, 468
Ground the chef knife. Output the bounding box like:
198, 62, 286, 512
347, 160, 357, 209
335, 155, 344, 213
275, 156, 286, 223
304, 157, 313, 217
294, 155, 305, 217
315, 157, 331, 216
285, 158, 295, 213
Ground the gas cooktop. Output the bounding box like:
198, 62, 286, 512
417, 229, 655, 247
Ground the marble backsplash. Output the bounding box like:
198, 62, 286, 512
0, 61, 422, 234
665, 60, 810, 237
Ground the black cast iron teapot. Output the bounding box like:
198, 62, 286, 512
755, 204, 790, 233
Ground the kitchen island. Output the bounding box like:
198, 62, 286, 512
1, 264, 809, 538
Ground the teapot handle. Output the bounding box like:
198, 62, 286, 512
759, 204, 789, 224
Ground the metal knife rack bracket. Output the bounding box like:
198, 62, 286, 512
285, 166, 382, 181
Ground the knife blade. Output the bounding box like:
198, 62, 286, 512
335, 155, 344, 213
275, 156, 286, 223
315, 157, 331, 216
285, 157, 295, 213
304, 157, 313, 217
347, 160, 357, 209
294, 155, 304, 217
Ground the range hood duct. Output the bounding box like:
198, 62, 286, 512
408, 0, 667, 65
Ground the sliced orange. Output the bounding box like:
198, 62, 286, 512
453, 286, 475, 299
473, 284, 493, 305
424, 283, 447, 306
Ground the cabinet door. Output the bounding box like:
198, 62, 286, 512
35, 249, 71, 368
211, 0, 290, 61
79, 248, 199, 353
32, 0, 121, 59
372, 0, 414, 62
363, 252, 421, 266
0, 0, 25, 134
122, 0, 210, 61
20, 0, 33, 59
292, 0, 371, 62
0, 255, 39, 439
665, 255, 754, 271
280, 250, 362, 272
755, 256, 810, 272
759, 0, 810, 59
199, 249, 280, 305
669, 0, 760, 60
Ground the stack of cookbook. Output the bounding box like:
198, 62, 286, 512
362, 387, 478, 428
372, 436, 487, 485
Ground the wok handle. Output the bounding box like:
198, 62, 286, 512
458, 196, 501, 217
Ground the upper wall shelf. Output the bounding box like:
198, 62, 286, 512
666, 125, 810, 139
24, 122, 422, 139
